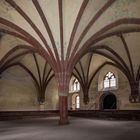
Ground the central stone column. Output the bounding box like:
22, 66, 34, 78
56, 72, 70, 125
59, 96, 68, 124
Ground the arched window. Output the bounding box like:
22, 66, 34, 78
103, 72, 116, 88
75, 95, 80, 109
73, 79, 80, 91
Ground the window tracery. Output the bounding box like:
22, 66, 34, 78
103, 72, 116, 88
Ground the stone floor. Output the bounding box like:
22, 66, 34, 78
0, 117, 140, 140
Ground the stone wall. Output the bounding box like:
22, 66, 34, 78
0, 67, 59, 111
0, 64, 139, 111
0, 67, 38, 111
69, 65, 140, 110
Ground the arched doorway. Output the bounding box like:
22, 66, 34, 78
100, 93, 117, 110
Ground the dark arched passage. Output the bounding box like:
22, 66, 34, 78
100, 93, 117, 110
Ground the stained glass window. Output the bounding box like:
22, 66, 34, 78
104, 72, 116, 88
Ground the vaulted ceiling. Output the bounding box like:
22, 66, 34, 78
0, 0, 140, 77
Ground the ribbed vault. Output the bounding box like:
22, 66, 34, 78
0, 40, 54, 102
0, 0, 140, 72
0, 0, 140, 124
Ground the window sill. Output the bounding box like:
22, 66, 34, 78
69, 90, 80, 93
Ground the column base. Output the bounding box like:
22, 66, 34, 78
59, 119, 69, 125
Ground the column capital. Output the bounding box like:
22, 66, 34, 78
55, 72, 71, 80
55, 71, 71, 96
